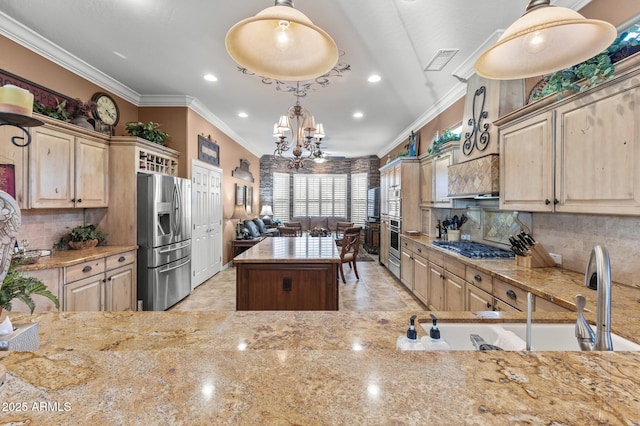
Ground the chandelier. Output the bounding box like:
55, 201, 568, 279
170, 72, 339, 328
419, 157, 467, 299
273, 85, 326, 169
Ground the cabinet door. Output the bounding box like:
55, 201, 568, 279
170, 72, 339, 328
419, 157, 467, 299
0, 126, 30, 208
555, 83, 640, 215
433, 153, 452, 207
444, 272, 465, 311
105, 264, 135, 311
413, 254, 429, 306
466, 283, 493, 311
420, 159, 433, 204
400, 249, 413, 290
75, 136, 108, 207
428, 262, 444, 311
379, 221, 389, 266
65, 275, 103, 311
380, 171, 388, 216
499, 111, 554, 212
29, 126, 75, 208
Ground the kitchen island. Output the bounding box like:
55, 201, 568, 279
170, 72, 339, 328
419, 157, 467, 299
234, 235, 340, 310
1, 310, 639, 424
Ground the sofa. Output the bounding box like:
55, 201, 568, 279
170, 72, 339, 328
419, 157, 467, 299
243, 218, 280, 238
289, 216, 348, 232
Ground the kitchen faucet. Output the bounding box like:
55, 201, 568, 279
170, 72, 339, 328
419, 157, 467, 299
575, 246, 613, 351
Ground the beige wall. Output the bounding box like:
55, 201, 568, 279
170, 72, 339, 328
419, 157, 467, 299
0, 34, 259, 266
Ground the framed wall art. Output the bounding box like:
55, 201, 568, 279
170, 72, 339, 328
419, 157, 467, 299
245, 186, 253, 215
198, 134, 220, 166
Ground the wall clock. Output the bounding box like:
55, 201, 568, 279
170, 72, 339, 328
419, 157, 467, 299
91, 92, 120, 126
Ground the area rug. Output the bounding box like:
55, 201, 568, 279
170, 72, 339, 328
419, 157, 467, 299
357, 250, 375, 262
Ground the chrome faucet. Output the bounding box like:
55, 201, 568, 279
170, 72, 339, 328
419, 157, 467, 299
575, 246, 613, 351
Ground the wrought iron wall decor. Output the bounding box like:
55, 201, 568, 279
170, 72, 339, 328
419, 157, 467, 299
463, 86, 490, 156
237, 58, 351, 98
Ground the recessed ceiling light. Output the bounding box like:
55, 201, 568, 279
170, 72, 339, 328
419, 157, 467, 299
368, 74, 381, 83
353, 112, 364, 119
112, 51, 127, 60
204, 74, 218, 82
238, 112, 248, 118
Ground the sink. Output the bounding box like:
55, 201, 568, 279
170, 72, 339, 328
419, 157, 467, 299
419, 322, 640, 351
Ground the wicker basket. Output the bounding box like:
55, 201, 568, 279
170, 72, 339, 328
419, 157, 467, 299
68, 239, 99, 250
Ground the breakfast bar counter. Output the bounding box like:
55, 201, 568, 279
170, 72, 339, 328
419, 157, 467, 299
234, 235, 340, 310
1, 310, 639, 425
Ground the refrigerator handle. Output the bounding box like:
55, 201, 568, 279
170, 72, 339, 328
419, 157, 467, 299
173, 183, 182, 237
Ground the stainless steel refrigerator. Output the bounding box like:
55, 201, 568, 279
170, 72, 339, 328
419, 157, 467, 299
137, 173, 192, 311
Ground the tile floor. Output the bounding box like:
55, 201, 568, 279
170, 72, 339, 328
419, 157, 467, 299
171, 253, 426, 311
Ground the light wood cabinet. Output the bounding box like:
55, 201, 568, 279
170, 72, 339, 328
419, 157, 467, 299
420, 159, 433, 205
499, 111, 554, 212
105, 137, 180, 246
466, 284, 494, 311
413, 254, 429, 306
64, 250, 137, 312
444, 272, 465, 311
379, 221, 389, 267
29, 125, 108, 208
400, 249, 413, 290
0, 125, 30, 208
428, 262, 445, 311
499, 56, 640, 215
400, 236, 429, 306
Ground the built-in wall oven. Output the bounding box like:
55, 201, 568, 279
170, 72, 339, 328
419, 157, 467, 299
388, 189, 401, 218
388, 217, 401, 279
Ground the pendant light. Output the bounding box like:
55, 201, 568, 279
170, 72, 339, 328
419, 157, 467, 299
475, 0, 616, 79
225, 0, 339, 81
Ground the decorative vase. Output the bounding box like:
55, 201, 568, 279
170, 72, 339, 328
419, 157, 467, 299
70, 115, 95, 131
68, 239, 99, 250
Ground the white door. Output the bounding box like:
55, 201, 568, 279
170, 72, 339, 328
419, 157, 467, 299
191, 160, 223, 289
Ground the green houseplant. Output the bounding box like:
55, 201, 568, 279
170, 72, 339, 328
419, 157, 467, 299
0, 257, 59, 314
33, 98, 69, 121
428, 128, 461, 156
55, 224, 108, 250
125, 121, 169, 145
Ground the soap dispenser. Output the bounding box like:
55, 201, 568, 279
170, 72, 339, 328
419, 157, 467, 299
396, 315, 424, 350
421, 314, 451, 351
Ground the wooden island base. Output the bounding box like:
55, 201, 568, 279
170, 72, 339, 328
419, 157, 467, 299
234, 235, 340, 311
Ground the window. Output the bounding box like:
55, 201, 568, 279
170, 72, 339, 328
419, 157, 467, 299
351, 172, 368, 226
272, 172, 290, 220
292, 174, 347, 217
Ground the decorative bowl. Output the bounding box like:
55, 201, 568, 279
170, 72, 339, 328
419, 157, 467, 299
68, 239, 99, 250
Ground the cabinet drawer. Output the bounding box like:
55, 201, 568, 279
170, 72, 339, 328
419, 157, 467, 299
465, 266, 492, 294
106, 250, 136, 270
535, 296, 572, 312
444, 257, 465, 279
428, 249, 444, 267
493, 298, 520, 312
66, 258, 105, 283
400, 238, 425, 256
493, 278, 528, 311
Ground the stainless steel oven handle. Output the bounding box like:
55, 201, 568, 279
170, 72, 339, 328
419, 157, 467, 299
159, 241, 191, 253
159, 258, 190, 274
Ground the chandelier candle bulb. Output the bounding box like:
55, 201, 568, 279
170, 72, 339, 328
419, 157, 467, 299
0, 84, 34, 116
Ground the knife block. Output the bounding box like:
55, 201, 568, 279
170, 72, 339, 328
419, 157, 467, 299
515, 243, 556, 268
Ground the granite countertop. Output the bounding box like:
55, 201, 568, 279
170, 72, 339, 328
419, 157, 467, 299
18, 246, 138, 271
1, 310, 639, 424
401, 234, 640, 338
234, 234, 340, 264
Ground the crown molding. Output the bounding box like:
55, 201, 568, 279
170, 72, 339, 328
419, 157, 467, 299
139, 95, 262, 158
0, 12, 141, 104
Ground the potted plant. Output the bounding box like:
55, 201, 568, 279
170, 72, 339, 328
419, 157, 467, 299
125, 121, 169, 145
55, 224, 108, 250
428, 128, 461, 156
32, 98, 69, 121
0, 256, 59, 315
66, 98, 97, 130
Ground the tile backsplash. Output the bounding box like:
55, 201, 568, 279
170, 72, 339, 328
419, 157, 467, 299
18, 209, 88, 250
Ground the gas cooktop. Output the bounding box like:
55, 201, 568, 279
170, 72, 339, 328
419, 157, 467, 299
432, 240, 515, 259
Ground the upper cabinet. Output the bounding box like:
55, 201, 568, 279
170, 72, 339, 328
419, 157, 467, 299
498, 54, 640, 215
379, 157, 420, 230
29, 123, 108, 208
419, 142, 458, 208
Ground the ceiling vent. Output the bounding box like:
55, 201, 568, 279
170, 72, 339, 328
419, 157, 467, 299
424, 49, 459, 71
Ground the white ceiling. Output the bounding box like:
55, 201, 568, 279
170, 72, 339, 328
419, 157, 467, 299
0, 0, 590, 159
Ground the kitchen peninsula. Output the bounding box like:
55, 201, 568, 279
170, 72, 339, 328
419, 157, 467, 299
1, 309, 639, 424
234, 235, 340, 310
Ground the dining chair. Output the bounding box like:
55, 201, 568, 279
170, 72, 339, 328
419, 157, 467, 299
278, 226, 300, 237
283, 222, 302, 235
335, 221, 354, 245
338, 227, 362, 284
